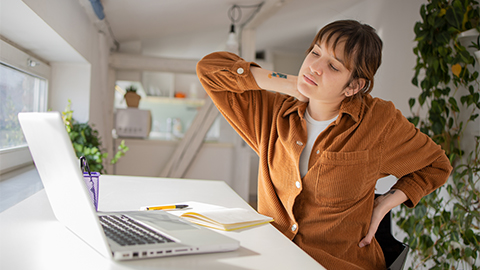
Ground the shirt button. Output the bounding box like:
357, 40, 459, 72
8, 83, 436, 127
316, 150, 320, 154
237, 67, 244, 74
291, 224, 297, 232
295, 181, 301, 189
296, 141, 303, 146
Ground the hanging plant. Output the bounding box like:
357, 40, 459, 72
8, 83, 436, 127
395, 0, 480, 269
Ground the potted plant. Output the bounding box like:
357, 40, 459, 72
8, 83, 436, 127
395, 0, 480, 269
124, 85, 141, 108
62, 100, 128, 173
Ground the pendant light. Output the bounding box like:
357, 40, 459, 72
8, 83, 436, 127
225, 3, 265, 55
226, 5, 241, 54
226, 23, 239, 54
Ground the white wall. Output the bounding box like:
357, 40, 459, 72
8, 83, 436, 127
49, 63, 91, 122
362, 0, 423, 116
21, 0, 112, 147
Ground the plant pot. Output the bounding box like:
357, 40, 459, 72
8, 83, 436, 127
458, 28, 479, 39
124, 92, 141, 108
475, 50, 480, 63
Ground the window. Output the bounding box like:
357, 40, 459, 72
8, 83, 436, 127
0, 40, 50, 173
0, 63, 48, 150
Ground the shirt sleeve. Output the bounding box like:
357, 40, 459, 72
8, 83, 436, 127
196, 51, 282, 153
379, 104, 452, 207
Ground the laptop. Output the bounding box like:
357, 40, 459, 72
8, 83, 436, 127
18, 112, 239, 260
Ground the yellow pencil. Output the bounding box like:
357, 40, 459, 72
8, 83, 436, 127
143, 204, 189, 211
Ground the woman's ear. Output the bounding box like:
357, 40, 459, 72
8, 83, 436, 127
345, 78, 366, 97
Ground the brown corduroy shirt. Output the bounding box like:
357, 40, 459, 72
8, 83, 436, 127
197, 52, 452, 270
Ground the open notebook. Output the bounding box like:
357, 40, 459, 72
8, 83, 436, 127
144, 201, 274, 231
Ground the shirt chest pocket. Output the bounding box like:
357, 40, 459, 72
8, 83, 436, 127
315, 150, 369, 208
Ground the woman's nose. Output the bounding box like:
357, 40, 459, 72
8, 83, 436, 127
309, 64, 322, 76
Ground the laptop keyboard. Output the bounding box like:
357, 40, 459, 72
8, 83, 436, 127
99, 215, 175, 246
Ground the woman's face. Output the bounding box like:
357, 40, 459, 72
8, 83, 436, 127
297, 39, 358, 105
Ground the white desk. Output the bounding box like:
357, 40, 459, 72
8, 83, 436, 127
0, 175, 325, 270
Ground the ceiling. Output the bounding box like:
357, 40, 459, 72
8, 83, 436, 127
101, 0, 365, 59
0, 0, 378, 63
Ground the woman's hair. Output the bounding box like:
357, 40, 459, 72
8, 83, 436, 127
307, 20, 383, 98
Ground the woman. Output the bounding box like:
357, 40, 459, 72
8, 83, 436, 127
196, 20, 452, 269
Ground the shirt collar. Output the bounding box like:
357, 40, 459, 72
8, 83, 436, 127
282, 96, 365, 124
336, 96, 364, 124
282, 100, 308, 119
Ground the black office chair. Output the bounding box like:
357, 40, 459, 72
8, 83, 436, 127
374, 194, 409, 270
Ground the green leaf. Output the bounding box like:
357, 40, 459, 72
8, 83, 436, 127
452, 231, 460, 242
415, 33, 428, 42
437, 31, 451, 44
473, 92, 479, 104
419, 91, 428, 106
420, 79, 430, 92
465, 247, 473, 258
412, 76, 418, 86
447, 184, 455, 196
473, 71, 479, 80
420, 4, 427, 23
445, 6, 462, 31
467, 95, 474, 106
415, 204, 427, 219
449, 97, 460, 112
471, 114, 479, 121
409, 98, 416, 109
459, 49, 473, 63
408, 116, 420, 127
74, 143, 83, 153
447, 117, 454, 129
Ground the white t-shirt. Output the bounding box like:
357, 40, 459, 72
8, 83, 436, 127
299, 110, 337, 178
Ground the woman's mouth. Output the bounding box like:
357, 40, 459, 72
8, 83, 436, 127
303, 74, 317, 86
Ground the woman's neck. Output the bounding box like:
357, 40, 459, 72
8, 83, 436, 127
306, 100, 341, 121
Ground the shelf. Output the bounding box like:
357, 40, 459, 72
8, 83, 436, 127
144, 96, 205, 107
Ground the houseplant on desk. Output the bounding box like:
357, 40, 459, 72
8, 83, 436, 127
62, 100, 128, 174
395, 0, 480, 269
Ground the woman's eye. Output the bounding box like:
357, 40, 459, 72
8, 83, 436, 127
330, 64, 339, 71
311, 50, 319, 56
